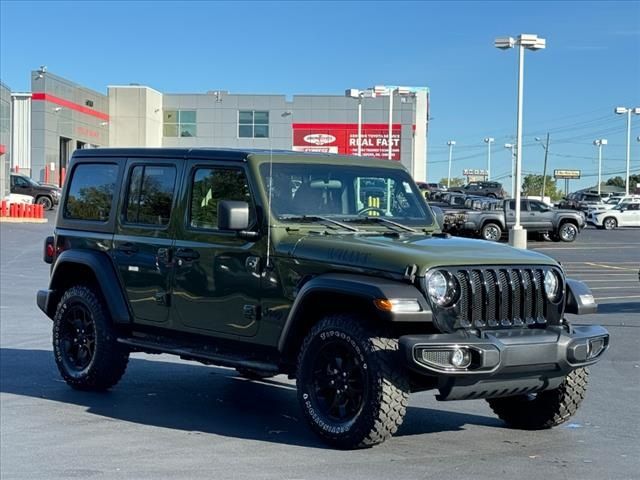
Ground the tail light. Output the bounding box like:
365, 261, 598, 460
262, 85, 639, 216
44, 236, 55, 264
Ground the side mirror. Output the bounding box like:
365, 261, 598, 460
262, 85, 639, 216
218, 200, 250, 231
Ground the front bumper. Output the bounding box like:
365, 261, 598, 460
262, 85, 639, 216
399, 324, 609, 400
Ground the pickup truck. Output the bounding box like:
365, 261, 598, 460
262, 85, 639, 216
460, 199, 586, 242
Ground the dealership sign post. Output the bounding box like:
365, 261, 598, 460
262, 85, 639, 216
554, 169, 581, 195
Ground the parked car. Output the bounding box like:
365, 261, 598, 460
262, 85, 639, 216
460, 199, 586, 242
587, 203, 640, 229
587, 195, 640, 214
10, 173, 60, 210
449, 181, 506, 199
36, 147, 608, 449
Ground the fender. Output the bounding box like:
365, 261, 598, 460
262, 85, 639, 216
277, 273, 432, 353
565, 278, 597, 315
41, 249, 132, 324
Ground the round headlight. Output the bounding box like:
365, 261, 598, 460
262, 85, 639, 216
544, 270, 560, 301
426, 270, 459, 307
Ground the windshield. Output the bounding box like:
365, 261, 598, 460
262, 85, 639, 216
259, 162, 434, 228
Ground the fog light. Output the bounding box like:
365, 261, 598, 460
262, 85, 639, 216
451, 348, 471, 368
587, 336, 607, 359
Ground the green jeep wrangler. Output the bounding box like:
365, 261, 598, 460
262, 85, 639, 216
37, 148, 609, 449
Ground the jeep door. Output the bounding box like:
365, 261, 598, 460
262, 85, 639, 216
170, 161, 262, 337
112, 159, 182, 326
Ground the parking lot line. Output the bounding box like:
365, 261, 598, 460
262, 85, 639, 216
590, 286, 633, 290
584, 262, 638, 271
535, 246, 640, 250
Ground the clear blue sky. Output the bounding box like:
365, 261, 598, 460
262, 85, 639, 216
1, 0, 639, 190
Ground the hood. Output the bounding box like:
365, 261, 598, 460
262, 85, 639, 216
288, 233, 557, 276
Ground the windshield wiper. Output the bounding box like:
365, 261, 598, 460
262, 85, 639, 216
356, 216, 417, 233
279, 215, 360, 232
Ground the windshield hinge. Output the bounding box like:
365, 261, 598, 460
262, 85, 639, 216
404, 264, 418, 282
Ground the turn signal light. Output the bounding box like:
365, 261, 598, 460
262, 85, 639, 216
374, 298, 422, 313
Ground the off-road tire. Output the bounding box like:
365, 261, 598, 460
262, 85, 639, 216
53, 285, 129, 391
236, 367, 276, 380
481, 222, 502, 242
487, 368, 589, 429
36, 195, 53, 210
296, 315, 409, 449
603, 217, 617, 230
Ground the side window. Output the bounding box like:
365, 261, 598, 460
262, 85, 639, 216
124, 165, 177, 226
189, 167, 254, 230
529, 201, 545, 212
508, 200, 516, 210
64, 163, 118, 221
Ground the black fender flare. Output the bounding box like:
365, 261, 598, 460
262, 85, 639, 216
565, 278, 597, 315
277, 273, 432, 354
45, 249, 131, 324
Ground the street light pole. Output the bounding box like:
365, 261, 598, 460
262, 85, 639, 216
357, 94, 363, 156
593, 139, 607, 195
535, 133, 550, 199
388, 90, 394, 160
484, 137, 494, 180
495, 33, 546, 249
614, 107, 640, 195
447, 140, 456, 188
504, 143, 515, 195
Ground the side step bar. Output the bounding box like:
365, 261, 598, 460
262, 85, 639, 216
117, 337, 280, 375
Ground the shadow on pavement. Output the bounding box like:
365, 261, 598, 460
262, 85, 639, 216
0, 347, 502, 448
597, 302, 640, 315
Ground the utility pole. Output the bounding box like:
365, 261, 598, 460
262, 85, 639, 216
541, 132, 549, 199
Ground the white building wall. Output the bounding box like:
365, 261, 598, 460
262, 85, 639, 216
108, 86, 162, 147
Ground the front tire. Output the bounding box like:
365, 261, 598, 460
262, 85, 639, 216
296, 315, 409, 449
603, 217, 617, 230
487, 368, 589, 429
558, 222, 578, 242
53, 285, 129, 391
481, 222, 502, 241
36, 196, 53, 210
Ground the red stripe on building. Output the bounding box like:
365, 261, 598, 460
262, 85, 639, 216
292, 123, 400, 130
0, 144, 6, 155
31, 93, 109, 121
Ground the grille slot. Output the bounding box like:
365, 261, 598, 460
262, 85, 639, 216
446, 266, 549, 330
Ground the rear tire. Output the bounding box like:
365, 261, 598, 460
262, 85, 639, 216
53, 285, 129, 391
296, 315, 409, 449
481, 223, 502, 241
487, 368, 589, 429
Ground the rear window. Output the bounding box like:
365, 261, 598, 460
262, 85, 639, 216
64, 163, 118, 221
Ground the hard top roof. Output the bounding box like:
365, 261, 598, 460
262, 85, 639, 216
72, 147, 406, 169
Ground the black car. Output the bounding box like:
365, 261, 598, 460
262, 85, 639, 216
449, 181, 506, 199
10, 173, 60, 210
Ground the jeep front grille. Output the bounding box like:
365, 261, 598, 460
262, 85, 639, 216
426, 266, 562, 331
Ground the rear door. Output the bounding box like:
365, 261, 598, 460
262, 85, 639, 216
112, 158, 182, 326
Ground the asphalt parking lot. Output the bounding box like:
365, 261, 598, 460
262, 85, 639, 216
1, 215, 638, 480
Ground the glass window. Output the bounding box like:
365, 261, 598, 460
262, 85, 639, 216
259, 163, 432, 227
189, 167, 254, 230
238, 110, 269, 138
163, 109, 196, 138
529, 201, 546, 212
64, 163, 118, 221
125, 165, 176, 226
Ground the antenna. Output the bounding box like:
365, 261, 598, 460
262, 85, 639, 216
265, 146, 274, 269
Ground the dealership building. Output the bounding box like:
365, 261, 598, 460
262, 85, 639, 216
1, 69, 430, 192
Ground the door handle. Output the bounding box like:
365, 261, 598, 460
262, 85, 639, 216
117, 242, 138, 255
175, 248, 200, 261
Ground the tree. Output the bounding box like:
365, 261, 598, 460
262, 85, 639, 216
606, 176, 625, 188
521, 174, 562, 201
439, 177, 465, 187
606, 174, 640, 191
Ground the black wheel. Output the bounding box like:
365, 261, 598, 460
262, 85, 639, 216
296, 315, 409, 449
36, 196, 53, 210
53, 285, 129, 391
603, 217, 617, 230
235, 367, 276, 381
558, 222, 578, 242
481, 222, 502, 241
486, 193, 497, 199
487, 368, 589, 430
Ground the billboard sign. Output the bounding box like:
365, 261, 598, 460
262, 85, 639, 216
554, 169, 581, 179
292, 123, 401, 160
463, 169, 488, 176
